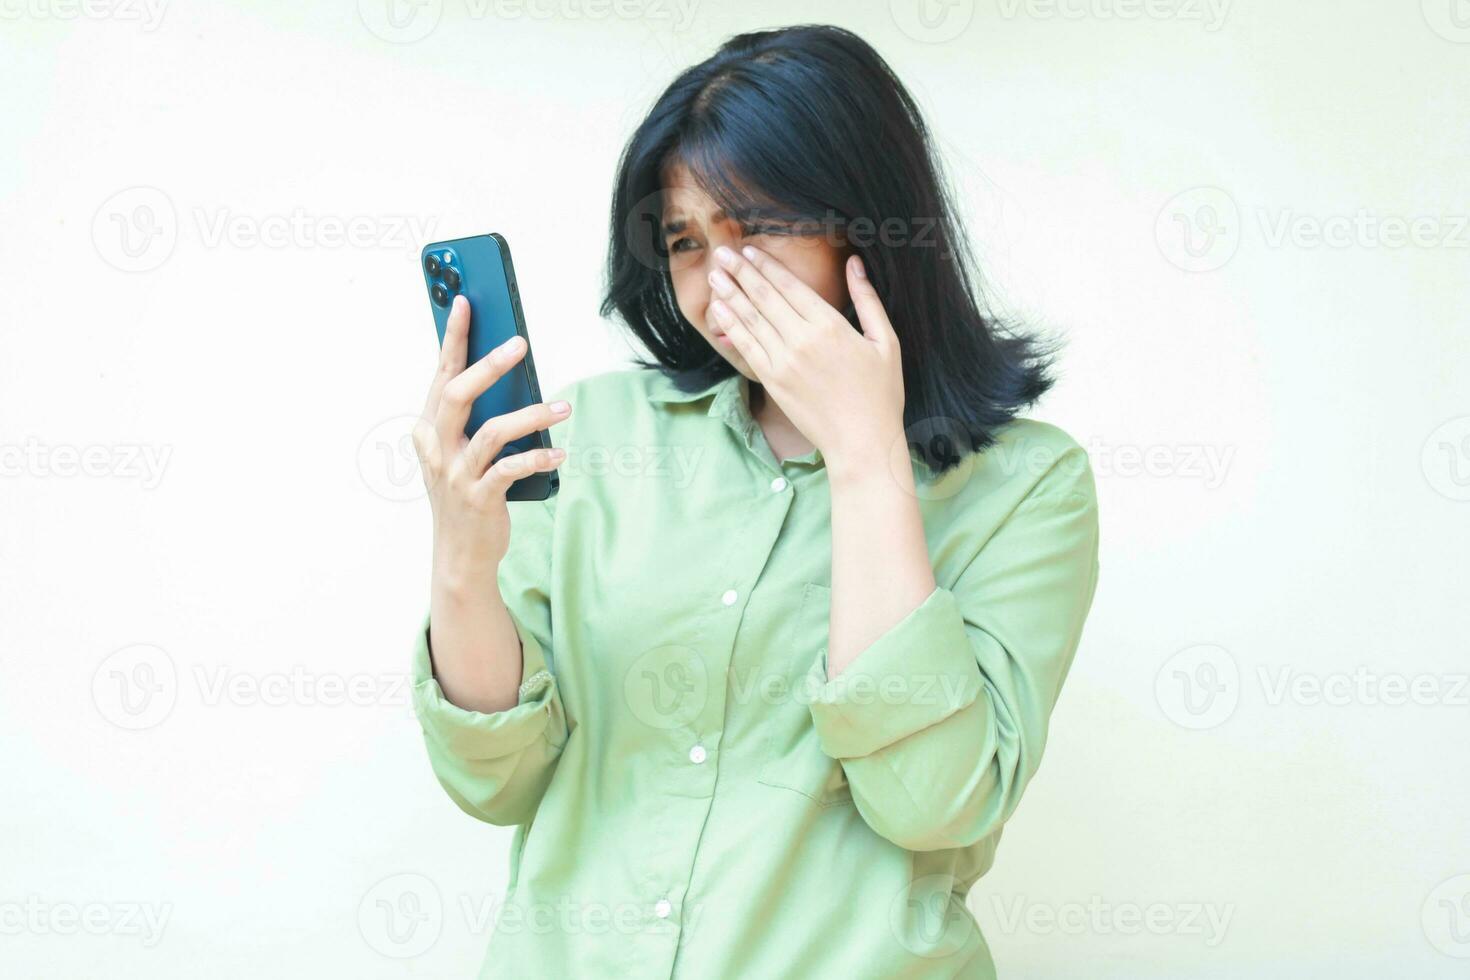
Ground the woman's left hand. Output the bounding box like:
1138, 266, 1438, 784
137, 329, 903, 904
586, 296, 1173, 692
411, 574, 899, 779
708, 244, 906, 477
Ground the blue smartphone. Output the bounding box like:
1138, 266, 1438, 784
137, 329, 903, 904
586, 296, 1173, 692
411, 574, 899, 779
421, 233, 558, 501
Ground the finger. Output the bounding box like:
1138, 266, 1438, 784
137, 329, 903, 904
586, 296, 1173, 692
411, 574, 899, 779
479, 445, 566, 497
711, 302, 773, 379
435, 333, 527, 454
463, 399, 572, 477
738, 245, 832, 323
713, 245, 801, 341
845, 254, 896, 344
710, 279, 783, 364
423, 294, 472, 419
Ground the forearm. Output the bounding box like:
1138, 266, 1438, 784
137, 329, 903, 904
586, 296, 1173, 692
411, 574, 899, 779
428, 558, 525, 714
825, 446, 936, 680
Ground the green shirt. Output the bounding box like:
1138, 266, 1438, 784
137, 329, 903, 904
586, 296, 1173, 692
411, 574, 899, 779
411, 367, 1100, 979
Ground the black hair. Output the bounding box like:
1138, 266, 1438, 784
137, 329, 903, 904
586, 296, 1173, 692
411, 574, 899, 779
600, 23, 1055, 473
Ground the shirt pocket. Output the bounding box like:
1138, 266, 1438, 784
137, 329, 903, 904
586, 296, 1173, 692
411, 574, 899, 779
756, 582, 853, 808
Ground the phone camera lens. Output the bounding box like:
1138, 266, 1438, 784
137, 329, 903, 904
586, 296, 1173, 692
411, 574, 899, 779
424, 254, 442, 277
442, 266, 461, 291
431, 282, 449, 307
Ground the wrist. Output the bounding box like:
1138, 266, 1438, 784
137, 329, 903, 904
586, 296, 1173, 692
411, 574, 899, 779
824, 429, 914, 491
431, 552, 501, 602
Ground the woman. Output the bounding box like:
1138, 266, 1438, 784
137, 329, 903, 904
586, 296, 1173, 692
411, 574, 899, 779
411, 24, 1099, 979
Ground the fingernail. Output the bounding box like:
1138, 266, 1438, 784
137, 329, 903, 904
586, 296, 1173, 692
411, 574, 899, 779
550, 400, 570, 414
851, 255, 866, 279
549, 447, 566, 460
715, 246, 736, 267
708, 269, 733, 292
710, 300, 730, 323
742, 246, 758, 261
498, 335, 523, 353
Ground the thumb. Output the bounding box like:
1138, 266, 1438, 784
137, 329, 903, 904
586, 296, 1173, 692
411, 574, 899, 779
845, 254, 895, 344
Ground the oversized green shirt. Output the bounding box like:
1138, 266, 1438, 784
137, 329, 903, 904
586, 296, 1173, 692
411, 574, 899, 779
411, 367, 1100, 979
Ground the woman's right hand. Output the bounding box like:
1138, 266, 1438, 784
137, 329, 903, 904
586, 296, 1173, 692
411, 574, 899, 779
415, 294, 571, 589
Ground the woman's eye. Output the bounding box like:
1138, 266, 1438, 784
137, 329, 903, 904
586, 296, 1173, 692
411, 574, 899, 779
668, 237, 699, 253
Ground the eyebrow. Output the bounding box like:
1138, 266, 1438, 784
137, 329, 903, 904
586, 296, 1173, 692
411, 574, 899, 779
661, 209, 732, 236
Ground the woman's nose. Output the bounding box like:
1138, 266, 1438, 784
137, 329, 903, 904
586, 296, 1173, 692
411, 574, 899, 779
697, 252, 723, 292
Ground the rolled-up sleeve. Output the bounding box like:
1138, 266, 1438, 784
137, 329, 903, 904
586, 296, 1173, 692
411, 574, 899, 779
804, 450, 1100, 851
411, 492, 569, 827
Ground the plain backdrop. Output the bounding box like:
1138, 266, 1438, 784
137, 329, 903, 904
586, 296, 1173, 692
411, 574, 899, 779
2, 1, 1468, 977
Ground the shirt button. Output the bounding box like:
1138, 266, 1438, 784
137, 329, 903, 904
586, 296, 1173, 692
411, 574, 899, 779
770, 476, 788, 493
654, 898, 672, 919
689, 744, 707, 764
721, 589, 738, 606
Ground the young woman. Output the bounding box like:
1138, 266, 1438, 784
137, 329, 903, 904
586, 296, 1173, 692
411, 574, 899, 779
411, 24, 1099, 980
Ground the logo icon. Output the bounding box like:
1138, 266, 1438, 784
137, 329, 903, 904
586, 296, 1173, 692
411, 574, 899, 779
1156, 187, 1240, 272
1422, 417, 1470, 502
624, 645, 708, 730
92, 644, 178, 730
898, 417, 976, 501
359, 415, 436, 502
1155, 644, 1239, 730
358, 0, 443, 44
1423, 0, 1470, 42
93, 187, 178, 272
358, 873, 443, 958
1423, 874, 1470, 958
890, 0, 977, 44
889, 874, 975, 959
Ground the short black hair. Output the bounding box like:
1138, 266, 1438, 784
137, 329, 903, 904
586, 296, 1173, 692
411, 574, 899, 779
600, 23, 1056, 473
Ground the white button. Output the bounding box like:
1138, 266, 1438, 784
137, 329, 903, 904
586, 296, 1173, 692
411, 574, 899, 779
721, 589, 738, 606
770, 476, 788, 492
689, 744, 707, 764
654, 898, 672, 918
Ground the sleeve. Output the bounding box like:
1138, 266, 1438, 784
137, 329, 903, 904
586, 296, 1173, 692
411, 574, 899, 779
803, 447, 1100, 852
411, 490, 570, 827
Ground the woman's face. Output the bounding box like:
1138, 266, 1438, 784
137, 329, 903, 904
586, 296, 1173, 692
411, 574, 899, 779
661, 163, 850, 381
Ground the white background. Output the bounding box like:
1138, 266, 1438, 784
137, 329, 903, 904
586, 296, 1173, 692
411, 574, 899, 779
2, 1, 1468, 977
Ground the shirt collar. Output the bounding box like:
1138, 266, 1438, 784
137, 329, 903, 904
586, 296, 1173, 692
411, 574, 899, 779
646, 369, 823, 471
647, 368, 735, 408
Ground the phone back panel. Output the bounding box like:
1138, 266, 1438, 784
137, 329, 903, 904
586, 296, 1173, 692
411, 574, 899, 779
421, 233, 556, 500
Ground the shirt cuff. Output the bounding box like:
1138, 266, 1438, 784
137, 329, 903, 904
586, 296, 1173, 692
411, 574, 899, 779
411, 608, 560, 760
805, 586, 983, 761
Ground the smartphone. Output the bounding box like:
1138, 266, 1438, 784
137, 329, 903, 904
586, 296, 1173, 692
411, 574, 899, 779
421, 233, 558, 500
